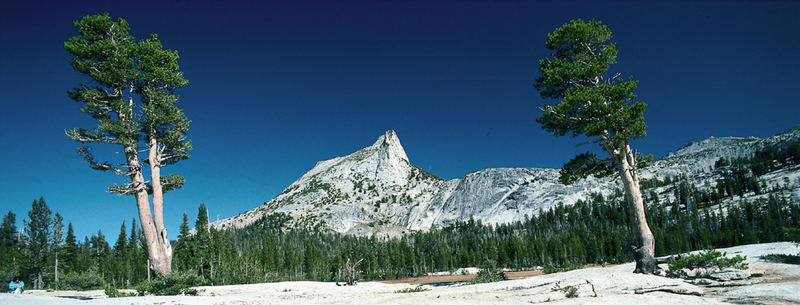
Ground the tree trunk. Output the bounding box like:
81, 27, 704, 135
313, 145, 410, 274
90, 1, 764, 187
149, 137, 166, 237
612, 142, 656, 274
344, 258, 364, 286
147, 136, 172, 274
54, 254, 58, 291
126, 145, 172, 275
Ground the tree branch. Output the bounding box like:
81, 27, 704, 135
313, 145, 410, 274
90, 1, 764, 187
65, 129, 118, 144
76, 146, 131, 176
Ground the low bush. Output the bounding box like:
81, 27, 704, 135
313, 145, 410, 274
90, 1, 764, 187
394, 286, 431, 293
467, 269, 503, 284
135, 272, 209, 296
60, 270, 105, 290
762, 254, 800, 265
543, 263, 581, 274
668, 249, 748, 271
104, 285, 136, 298
553, 282, 578, 298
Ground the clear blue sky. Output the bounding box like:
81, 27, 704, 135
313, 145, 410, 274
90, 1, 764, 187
1, 0, 798, 242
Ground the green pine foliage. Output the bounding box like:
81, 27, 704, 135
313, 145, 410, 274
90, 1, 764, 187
135, 272, 208, 296
535, 19, 650, 182
0, 211, 20, 283
667, 249, 748, 271
22, 197, 64, 289
762, 254, 800, 265
64, 13, 191, 196
60, 269, 105, 290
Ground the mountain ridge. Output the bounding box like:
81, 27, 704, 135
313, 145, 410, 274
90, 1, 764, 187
213, 125, 800, 236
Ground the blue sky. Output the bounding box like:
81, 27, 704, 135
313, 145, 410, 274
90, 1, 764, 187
1, 0, 798, 242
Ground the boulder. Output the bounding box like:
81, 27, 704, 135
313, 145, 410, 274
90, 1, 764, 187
709, 268, 750, 281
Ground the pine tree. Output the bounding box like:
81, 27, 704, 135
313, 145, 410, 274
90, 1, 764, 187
23, 197, 55, 288
535, 19, 656, 273
64, 13, 190, 274
49, 213, 65, 289
114, 222, 128, 253
128, 218, 147, 283
62, 223, 77, 273
112, 221, 128, 286
173, 213, 192, 272
194, 204, 210, 277
0, 211, 19, 279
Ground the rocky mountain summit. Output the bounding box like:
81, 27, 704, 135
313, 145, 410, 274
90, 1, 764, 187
213, 127, 800, 236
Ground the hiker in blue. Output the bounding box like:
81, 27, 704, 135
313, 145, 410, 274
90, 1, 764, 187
8, 276, 23, 294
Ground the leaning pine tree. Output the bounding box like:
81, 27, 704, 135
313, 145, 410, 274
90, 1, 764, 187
535, 19, 656, 273
64, 13, 190, 274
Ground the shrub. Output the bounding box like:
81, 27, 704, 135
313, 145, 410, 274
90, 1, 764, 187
553, 282, 578, 298
104, 286, 135, 297
104, 286, 120, 297
762, 254, 800, 265
543, 263, 581, 274
467, 269, 503, 284
60, 269, 105, 290
394, 286, 431, 293
668, 249, 748, 271
135, 272, 209, 296
565, 285, 578, 298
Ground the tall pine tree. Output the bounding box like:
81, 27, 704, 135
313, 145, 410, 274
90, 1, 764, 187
535, 19, 656, 273
194, 204, 210, 278
64, 13, 191, 274
22, 197, 63, 288
0, 212, 19, 281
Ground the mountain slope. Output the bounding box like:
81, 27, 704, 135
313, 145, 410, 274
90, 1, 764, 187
213, 126, 800, 236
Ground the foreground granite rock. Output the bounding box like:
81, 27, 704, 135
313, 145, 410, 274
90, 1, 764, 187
2, 242, 797, 305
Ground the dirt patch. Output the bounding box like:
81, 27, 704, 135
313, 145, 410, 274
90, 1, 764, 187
503, 270, 544, 280
380, 274, 477, 285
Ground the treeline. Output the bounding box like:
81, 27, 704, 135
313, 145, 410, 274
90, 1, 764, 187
2, 141, 799, 289
3, 184, 798, 289
188, 187, 798, 285
0, 198, 149, 290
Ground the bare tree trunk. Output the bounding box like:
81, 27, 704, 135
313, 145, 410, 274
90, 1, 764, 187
126, 144, 171, 275
147, 136, 172, 274
149, 137, 166, 238
612, 142, 656, 274
344, 258, 364, 286
54, 253, 58, 291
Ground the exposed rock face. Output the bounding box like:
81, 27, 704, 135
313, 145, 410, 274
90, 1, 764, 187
213, 126, 800, 235
708, 268, 751, 281
214, 130, 449, 235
